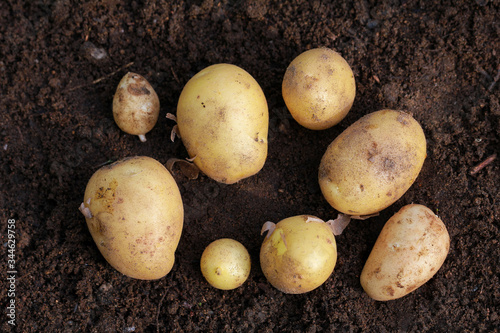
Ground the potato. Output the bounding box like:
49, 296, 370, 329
319, 109, 426, 216
360, 204, 450, 301
113, 72, 160, 142
176, 64, 268, 184
200, 238, 251, 290
260, 215, 337, 294
282, 48, 356, 130
79, 156, 183, 280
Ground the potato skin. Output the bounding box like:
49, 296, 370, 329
282, 48, 355, 130
176, 64, 268, 184
81, 156, 183, 280
113, 72, 160, 141
200, 238, 251, 290
360, 204, 450, 301
260, 215, 337, 294
319, 109, 426, 216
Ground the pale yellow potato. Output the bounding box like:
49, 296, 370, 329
282, 48, 356, 130
113, 72, 160, 142
260, 215, 337, 294
79, 156, 183, 280
360, 204, 450, 301
319, 109, 426, 216
200, 238, 251, 290
176, 64, 268, 184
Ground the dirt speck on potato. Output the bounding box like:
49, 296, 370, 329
127, 84, 151, 96
396, 113, 411, 125
384, 286, 395, 296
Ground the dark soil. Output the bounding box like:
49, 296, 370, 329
1, 0, 499, 332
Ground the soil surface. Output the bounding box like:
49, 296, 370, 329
1, 1, 499, 332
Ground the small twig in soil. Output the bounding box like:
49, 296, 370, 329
477, 65, 492, 81
66, 62, 134, 92
470, 153, 497, 175
171, 66, 181, 85
488, 65, 500, 92
16, 126, 24, 143
156, 291, 167, 333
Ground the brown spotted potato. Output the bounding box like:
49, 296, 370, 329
79, 156, 183, 280
282, 48, 356, 130
319, 109, 427, 216
113, 72, 160, 142
360, 204, 450, 301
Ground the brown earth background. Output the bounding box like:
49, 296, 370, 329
1, 0, 499, 332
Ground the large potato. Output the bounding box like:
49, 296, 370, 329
79, 156, 184, 280
176, 64, 268, 184
282, 48, 356, 130
260, 215, 337, 294
319, 109, 426, 216
113, 72, 160, 142
360, 204, 450, 301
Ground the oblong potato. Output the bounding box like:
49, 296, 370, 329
282, 48, 356, 130
113, 72, 160, 142
176, 64, 268, 184
79, 156, 183, 280
319, 109, 426, 216
260, 215, 337, 294
360, 204, 450, 301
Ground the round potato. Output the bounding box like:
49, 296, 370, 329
260, 215, 337, 294
79, 156, 183, 280
176, 63, 268, 184
319, 109, 426, 216
113, 72, 160, 142
360, 204, 450, 301
200, 238, 251, 290
282, 47, 356, 130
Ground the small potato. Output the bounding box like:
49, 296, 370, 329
319, 109, 426, 216
113, 72, 160, 142
360, 204, 450, 301
79, 156, 183, 280
200, 238, 251, 290
260, 215, 337, 294
176, 64, 268, 184
282, 48, 356, 130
